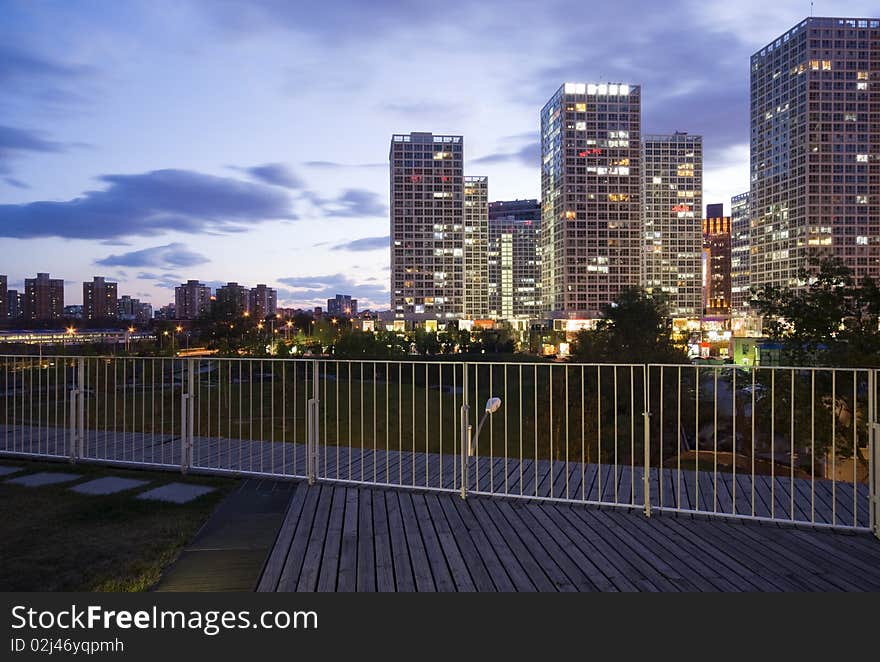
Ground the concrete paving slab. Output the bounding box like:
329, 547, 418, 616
137, 482, 215, 504
6, 472, 82, 487
70, 476, 149, 495
0, 466, 23, 477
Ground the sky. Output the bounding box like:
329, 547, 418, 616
1, 0, 876, 311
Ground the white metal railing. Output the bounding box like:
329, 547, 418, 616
0, 355, 876, 535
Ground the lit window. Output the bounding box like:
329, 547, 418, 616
858, 71, 869, 80
652, 176, 662, 184
575, 103, 586, 112
857, 154, 869, 162
856, 195, 868, 204
575, 121, 586, 131
857, 82, 868, 90
810, 60, 820, 70
821, 60, 832, 71
857, 236, 869, 245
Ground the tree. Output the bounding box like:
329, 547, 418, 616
569, 287, 687, 364
750, 257, 880, 367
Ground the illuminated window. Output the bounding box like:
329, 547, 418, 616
857, 154, 869, 162
652, 176, 662, 184
608, 193, 629, 202
857, 236, 869, 245
810, 60, 820, 70
575, 103, 586, 112
856, 195, 868, 204
858, 71, 869, 80
575, 121, 586, 131
845, 113, 857, 122
564, 210, 576, 219
857, 82, 868, 90
821, 60, 832, 71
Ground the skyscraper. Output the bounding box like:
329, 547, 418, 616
23, 273, 64, 321
463, 176, 489, 318
642, 133, 704, 318
487, 199, 542, 320
730, 191, 751, 313
174, 280, 211, 320
750, 17, 880, 291
248, 284, 277, 319
390, 132, 466, 323
541, 83, 642, 318
83, 276, 118, 320
215, 282, 249, 316
703, 204, 732, 316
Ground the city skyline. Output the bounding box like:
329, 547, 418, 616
5, 2, 871, 310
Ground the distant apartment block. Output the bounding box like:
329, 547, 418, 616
248, 284, 277, 319
174, 280, 211, 320
730, 191, 751, 313
23, 273, 64, 321
6, 290, 22, 319
487, 199, 542, 320
118, 295, 153, 323
541, 83, 642, 318
463, 176, 489, 318
750, 17, 880, 291
64, 305, 84, 319
643, 133, 703, 318
390, 132, 467, 323
703, 204, 732, 316
83, 276, 118, 320
0, 275, 6, 319
327, 294, 358, 316
215, 282, 249, 316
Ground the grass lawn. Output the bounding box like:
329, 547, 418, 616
0, 459, 237, 591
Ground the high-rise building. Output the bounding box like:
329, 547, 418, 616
23, 273, 64, 320
703, 204, 732, 316
118, 295, 152, 323
541, 83, 642, 318
390, 132, 467, 323
730, 192, 751, 313
642, 133, 704, 318
83, 276, 118, 320
463, 176, 489, 318
7, 290, 22, 319
248, 284, 277, 319
0, 275, 6, 319
174, 280, 211, 320
750, 17, 880, 292
487, 199, 542, 320
215, 282, 249, 316
327, 294, 358, 316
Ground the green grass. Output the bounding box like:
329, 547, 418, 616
0, 459, 237, 591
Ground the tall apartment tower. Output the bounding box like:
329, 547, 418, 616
390, 132, 467, 323
541, 83, 642, 318
730, 192, 751, 313
642, 133, 704, 318
215, 282, 249, 316
7, 290, 22, 319
174, 280, 211, 320
23, 273, 64, 321
463, 176, 489, 318
248, 284, 277, 319
703, 203, 732, 316
83, 276, 118, 320
487, 199, 542, 320
0, 275, 6, 319
750, 17, 880, 290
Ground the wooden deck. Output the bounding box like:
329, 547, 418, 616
1, 423, 871, 529
257, 480, 880, 592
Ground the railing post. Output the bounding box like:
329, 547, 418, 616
180, 359, 191, 475
68, 369, 78, 464
871, 369, 878, 539
187, 358, 195, 471
307, 359, 320, 485
460, 362, 469, 499
643, 364, 652, 518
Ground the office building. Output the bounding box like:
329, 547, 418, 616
83, 276, 118, 320
540, 83, 642, 318
248, 284, 277, 319
750, 17, 880, 291
643, 133, 704, 318
327, 294, 358, 316
487, 199, 542, 320
703, 204, 732, 316
23, 273, 64, 321
390, 132, 466, 323
215, 282, 249, 316
174, 280, 211, 320
730, 191, 751, 313
463, 176, 489, 318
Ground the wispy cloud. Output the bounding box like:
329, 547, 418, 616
239, 162, 305, 189
96, 243, 210, 269
305, 188, 387, 219
331, 235, 389, 252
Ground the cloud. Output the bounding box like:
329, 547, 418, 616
96, 243, 210, 269
305, 188, 387, 218
331, 235, 389, 252
302, 161, 385, 169
0, 45, 90, 83
0, 124, 66, 174
471, 142, 540, 168
241, 162, 304, 189
3, 177, 29, 189
382, 100, 463, 116
0, 168, 295, 240
277, 273, 389, 309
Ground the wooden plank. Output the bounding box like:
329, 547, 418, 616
466, 497, 540, 591
435, 494, 498, 591
355, 489, 376, 592
422, 493, 477, 591
316, 486, 346, 592
410, 493, 457, 591
275, 484, 322, 591
256, 481, 308, 592
336, 487, 360, 592
397, 491, 436, 591
296, 479, 335, 591
383, 490, 415, 592
371, 484, 396, 592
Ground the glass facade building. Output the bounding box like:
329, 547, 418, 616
487, 199, 542, 320
730, 191, 751, 313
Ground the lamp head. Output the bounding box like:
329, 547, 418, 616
485, 397, 502, 414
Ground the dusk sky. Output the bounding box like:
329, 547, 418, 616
1, 0, 874, 310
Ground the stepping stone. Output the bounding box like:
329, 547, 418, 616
6, 472, 82, 487
70, 476, 150, 495
137, 483, 215, 504
0, 466, 23, 477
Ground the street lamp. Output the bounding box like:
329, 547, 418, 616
467, 397, 502, 457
